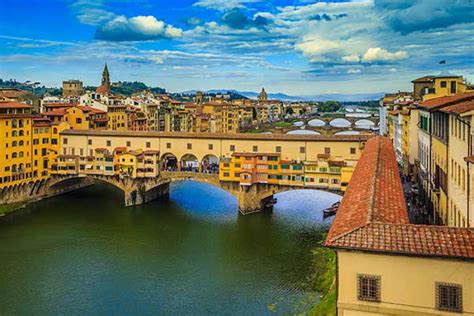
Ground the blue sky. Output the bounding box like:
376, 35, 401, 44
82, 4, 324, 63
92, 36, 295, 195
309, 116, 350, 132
0, 0, 473, 95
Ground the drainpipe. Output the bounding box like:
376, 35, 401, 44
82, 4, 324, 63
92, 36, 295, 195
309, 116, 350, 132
458, 117, 471, 227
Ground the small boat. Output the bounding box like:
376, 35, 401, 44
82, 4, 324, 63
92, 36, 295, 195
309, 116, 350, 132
265, 198, 278, 208
331, 201, 341, 208
323, 205, 338, 217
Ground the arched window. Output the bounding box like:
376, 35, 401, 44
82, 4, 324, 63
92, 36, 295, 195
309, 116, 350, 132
12, 130, 17, 137
19, 140, 24, 146
12, 141, 17, 147
53, 127, 57, 134
19, 130, 24, 136
12, 165, 17, 173
12, 152, 17, 158
19, 119, 24, 128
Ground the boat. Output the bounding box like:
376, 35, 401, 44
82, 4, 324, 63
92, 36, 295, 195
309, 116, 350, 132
265, 198, 278, 208
323, 204, 339, 217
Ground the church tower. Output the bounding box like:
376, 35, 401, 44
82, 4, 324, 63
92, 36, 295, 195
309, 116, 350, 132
96, 63, 111, 94
102, 63, 110, 86
258, 87, 268, 102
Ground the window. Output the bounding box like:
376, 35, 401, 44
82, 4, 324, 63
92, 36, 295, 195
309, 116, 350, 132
208, 144, 213, 150
76, 118, 82, 124
223, 172, 230, 177
167, 142, 171, 149
276, 146, 281, 153
253, 145, 258, 152
63, 138, 68, 145
436, 282, 462, 313
350, 147, 356, 154
107, 140, 111, 146
187, 143, 192, 150
88, 139, 92, 145
440, 81, 447, 88
324, 147, 331, 154
300, 147, 305, 154
230, 145, 235, 151
126, 141, 131, 147
357, 274, 381, 302
146, 142, 151, 148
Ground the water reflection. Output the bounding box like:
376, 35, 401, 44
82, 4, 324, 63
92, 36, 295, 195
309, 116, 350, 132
0, 182, 336, 315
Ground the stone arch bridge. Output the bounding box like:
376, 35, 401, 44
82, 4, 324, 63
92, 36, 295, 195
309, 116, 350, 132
0, 171, 343, 214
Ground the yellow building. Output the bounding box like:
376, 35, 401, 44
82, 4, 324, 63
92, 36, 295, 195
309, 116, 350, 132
107, 104, 127, 131
440, 98, 474, 227
326, 136, 474, 315
412, 72, 473, 101
0, 101, 34, 189
418, 92, 474, 226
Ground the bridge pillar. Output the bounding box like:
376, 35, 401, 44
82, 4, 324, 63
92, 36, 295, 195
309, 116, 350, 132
124, 180, 170, 207
236, 184, 273, 215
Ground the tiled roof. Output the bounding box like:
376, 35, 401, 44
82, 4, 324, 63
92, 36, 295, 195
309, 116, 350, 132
329, 223, 474, 259
325, 136, 474, 260
418, 92, 474, 110
0, 88, 31, 98
440, 100, 474, 114
411, 76, 435, 83
0, 101, 32, 109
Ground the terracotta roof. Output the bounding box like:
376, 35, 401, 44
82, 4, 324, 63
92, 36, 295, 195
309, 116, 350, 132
77, 105, 106, 114
440, 100, 474, 114
0, 88, 31, 98
418, 92, 474, 110
411, 76, 435, 83
325, 136, 474, 260
44, 103, 77, 108
0, 101, 32, 109
43, 108, 67, 116
328, 223, 474, 259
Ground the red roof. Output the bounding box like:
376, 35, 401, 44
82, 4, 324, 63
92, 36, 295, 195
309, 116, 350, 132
418, 92, 474, 110
77, 105, 106, 114
0, 101, 32, 109
43, 108, 67, 116
325, 136, 474, 260
44, 103, 77, 108
440, 100, 474, 114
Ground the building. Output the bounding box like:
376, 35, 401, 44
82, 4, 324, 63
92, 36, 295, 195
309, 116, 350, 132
417, 93, 474, 226
257, 88, 268, 102
96, 63, 111, 95
62, 80, 83, 97
412, 73, 472, 101
325, 136, 474, 315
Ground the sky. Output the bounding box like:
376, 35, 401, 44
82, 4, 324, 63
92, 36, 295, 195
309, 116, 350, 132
0, 0, 473, 95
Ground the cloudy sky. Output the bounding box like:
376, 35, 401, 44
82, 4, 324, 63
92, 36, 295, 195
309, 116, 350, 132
0, 0, 473, 95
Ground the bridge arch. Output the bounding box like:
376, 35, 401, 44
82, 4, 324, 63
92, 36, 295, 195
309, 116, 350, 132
329, 118, 351, 128
201, 154, 219, 174
180, 153, 199, 172
161, 152, 178, 171
354, 119, 376, 129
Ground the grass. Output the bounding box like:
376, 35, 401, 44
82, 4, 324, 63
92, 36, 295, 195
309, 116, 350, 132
272, 121, 293, 127
308, 237, 337, 316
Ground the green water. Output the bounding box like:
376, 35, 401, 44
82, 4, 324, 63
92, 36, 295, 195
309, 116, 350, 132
0, 182, 339, 315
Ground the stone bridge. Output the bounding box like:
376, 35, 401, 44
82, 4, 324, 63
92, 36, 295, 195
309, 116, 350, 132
0, 171, 343, 215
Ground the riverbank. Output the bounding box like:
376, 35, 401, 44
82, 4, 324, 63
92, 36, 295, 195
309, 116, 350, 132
0, 201, 28, 217
308, 237, 337, 315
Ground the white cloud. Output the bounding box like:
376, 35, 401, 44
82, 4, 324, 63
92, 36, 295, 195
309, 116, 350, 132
342, 55, 360, 62
96, 15, 183, 41
193, 0, 263, 10
362, 47, 408, 62
347, 68, 361, 73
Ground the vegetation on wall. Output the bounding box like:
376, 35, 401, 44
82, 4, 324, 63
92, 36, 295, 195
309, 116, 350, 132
308, 237, 337, 316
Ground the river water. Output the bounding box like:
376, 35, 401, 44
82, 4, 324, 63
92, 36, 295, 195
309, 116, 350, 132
0, 182, 339, 315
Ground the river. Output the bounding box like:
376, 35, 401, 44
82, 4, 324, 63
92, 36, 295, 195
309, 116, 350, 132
0, 182, 339, 315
